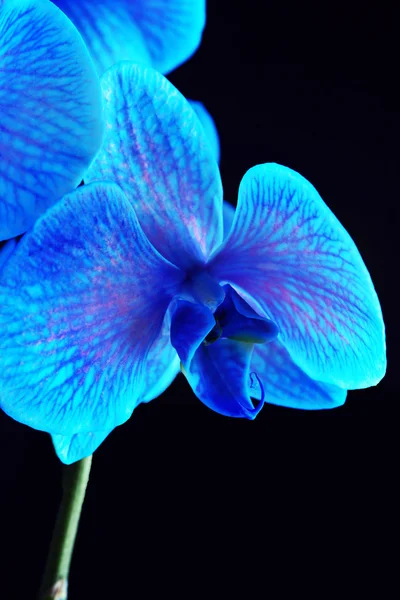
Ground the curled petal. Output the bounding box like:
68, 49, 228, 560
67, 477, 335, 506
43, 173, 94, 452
169, 298, 263, 419
0, 0, 103, 240
0, 182, 184, 435
185, 339, 263, 419
170, 299, 215, 366
250, 341, 347, 410
189, 101, 220, 164
52, 430, 111, 464
86, 63, 223, 270
211, 163, 386, 389
53, 318, 181, 464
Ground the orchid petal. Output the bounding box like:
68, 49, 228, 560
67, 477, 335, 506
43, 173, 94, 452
129, 0, 206, 74
52, 430, 111, 464
250, 341, 347, 409
0, 0, 103, 240
0, 238, 17, 271
141, 315, 180, 403
223, 201, 235, 239
189, 100, 220, 164
0, 182, 184, 435
211, 163, 386, 389
53, 316, 181, 464
186, 339, 264, 419
53, 1, 151, 75
54, 0, 205, 75
86, 63, 223, 270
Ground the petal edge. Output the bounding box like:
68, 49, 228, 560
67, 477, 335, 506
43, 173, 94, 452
211, 163, 386, 389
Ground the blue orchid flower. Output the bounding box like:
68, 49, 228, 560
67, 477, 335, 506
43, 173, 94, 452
0, 0, 104, 241
0, 64, 386, 464
52, 0, 206, 76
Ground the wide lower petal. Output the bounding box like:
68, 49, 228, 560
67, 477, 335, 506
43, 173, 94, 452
211, 163, 386, 389
86, 63, 223, 270
0, 182, 184, 435
0, 0, 103, 240
54, 313, 181, 463
250, 341, 347, 409
52, 430, 111, 464
189, 101, 220, 164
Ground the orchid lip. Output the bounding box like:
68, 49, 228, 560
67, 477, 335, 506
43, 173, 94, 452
200, 284, 279, 347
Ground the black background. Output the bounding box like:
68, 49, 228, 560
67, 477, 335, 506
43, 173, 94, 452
1, 1, 397, 598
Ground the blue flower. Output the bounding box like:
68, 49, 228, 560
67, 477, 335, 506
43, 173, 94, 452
52, 0, 206, 76
0, 0, 104, 241
0, 64, 386, 464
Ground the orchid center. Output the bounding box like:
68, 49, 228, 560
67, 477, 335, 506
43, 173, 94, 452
203, 284, 279, 347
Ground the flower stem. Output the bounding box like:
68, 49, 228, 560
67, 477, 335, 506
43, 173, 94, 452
38, 455, 93, 600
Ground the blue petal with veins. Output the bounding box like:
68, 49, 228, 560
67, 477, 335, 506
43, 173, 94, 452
86, 63, 223, 270
0, 182, 184, 435
53, 0, 151, 75
0, 238, 17, 270
211, 163, 386, 389
128, 0, 205, 74
184, 339, 264, 420
189, 101, 220, 164
250, 340, 347, 409
0, 0, 103, 240
52, 430, 111, 464
223, 201, 236, 238
53, 0, 205, 75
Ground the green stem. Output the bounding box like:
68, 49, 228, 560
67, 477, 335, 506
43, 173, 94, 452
38, 455, 93, 600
